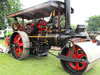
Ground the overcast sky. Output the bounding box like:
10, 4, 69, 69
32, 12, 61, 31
20, 0, 100, 25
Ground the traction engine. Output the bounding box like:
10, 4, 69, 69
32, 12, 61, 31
7, 0, 100, 75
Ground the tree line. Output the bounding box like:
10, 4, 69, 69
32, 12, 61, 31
87, 15, 100, 31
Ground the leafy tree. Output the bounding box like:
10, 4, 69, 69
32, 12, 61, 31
71, 24, 77, 29
87, 15, 100, 31
0, 0, 22, 29
60, 16, 77, 29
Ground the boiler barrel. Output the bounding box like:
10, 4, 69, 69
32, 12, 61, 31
31, 34, 70, 47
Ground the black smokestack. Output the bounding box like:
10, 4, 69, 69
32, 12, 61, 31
64, 0, 71, 29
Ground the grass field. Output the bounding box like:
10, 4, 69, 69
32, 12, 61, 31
0, 39, 5, 46
0, 39, 100, 75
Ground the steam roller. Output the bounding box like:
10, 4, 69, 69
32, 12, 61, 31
9, 31, 100, 75
6, 0, 100, 75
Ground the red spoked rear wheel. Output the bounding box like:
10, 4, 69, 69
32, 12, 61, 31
14, 34, 23, 57
10, 31, 30, 60
60, 45, 88, 74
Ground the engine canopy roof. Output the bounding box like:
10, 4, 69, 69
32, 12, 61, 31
7, 1, 64, 20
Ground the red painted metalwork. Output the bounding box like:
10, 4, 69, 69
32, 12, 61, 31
18, 24, 25, 31
5, 37, 10, 46
37, 20, 47, 32
92, 40, 96, 43
71, 38, 90, 43
14, 34, 23, 57
67, 46, 87, 70
30, 24, 34, 27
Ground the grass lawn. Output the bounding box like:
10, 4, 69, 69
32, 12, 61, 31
0, 39, 100, 75
0, 39, 5, 46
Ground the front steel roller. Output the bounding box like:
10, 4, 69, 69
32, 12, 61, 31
60, 45, 88, 75
10, 31, 30, 60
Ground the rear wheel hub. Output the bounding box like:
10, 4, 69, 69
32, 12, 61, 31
15, 43, 18, 48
